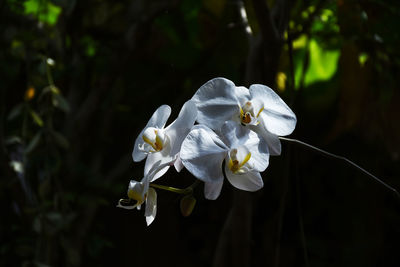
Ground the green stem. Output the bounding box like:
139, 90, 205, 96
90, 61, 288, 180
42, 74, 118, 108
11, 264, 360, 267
279, 137, 400, 199
150, 180, 201, 195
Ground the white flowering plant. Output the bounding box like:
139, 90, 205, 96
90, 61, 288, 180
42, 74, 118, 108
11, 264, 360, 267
117, 77, 398, 226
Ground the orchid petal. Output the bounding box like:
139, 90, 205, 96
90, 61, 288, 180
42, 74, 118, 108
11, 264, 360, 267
249, 84, 296, 136
220, 121, 269, 171
225, 166, 264, 192
235, 86, 251, 106
258, 111, 297, 138
164, 100, 197, 157
174, 155, 184, 172
252, 126, 282, 155
146, 105, 172, 129
132, 105, 171, 162
144, 149, 172, 182
220, 121, 245, 147
132, 133, 148, 162
145, 188, 157, 226
180, 125, 227, 183
221, 121, 255, 148
204, 180, 224, 200
240, 133, 269, 172
116, 199, 138, 210
247, 145, 269, 172
192, 78, 240, 130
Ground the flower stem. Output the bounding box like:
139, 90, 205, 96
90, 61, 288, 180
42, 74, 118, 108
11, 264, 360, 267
279, 137, 400, 199
150, 180, 201, 195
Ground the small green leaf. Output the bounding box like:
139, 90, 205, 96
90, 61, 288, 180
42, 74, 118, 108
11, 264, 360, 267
30, 110, 44, 127
25, 131, 42, 154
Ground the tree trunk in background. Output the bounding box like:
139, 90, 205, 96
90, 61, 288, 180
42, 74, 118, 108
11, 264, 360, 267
213, 0, 292, 266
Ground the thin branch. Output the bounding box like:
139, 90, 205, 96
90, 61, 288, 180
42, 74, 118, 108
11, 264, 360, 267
279, 137, 400, 199
272, 0, 293, 36
251, 0, 279, 40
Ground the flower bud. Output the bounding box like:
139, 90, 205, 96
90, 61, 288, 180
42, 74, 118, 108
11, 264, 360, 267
180, 195, 196, 217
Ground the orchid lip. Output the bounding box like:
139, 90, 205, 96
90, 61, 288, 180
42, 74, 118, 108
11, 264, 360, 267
139, 127, 168, 153
239, 101, 263, 126
128, 188, 147, 206
227, 147, 252, 174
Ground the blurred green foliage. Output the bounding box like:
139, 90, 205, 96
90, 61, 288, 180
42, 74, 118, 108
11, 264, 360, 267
1, 0, 400, 267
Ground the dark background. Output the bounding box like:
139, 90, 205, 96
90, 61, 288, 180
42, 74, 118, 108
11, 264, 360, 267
1, 0, 400, 266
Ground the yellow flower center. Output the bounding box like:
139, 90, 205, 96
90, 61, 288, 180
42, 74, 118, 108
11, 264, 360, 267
239, 101, 263, 125
228, 148, 252, 174
142, 127, 166, 152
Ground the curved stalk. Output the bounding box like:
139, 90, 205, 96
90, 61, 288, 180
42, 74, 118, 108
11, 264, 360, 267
279, 137, 400, 199
150, 179, 201, 195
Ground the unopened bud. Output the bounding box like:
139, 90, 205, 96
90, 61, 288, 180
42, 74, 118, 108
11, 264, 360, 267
180, 195, 196, 217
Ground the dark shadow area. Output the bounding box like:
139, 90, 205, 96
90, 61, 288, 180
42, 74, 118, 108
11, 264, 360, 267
1, 0, 399, 266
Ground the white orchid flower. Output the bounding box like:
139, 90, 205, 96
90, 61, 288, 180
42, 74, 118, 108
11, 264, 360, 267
180, 121, 269, 200
191, 77, 296, 155
117, 160, 173, 226
132, 100, 197, 181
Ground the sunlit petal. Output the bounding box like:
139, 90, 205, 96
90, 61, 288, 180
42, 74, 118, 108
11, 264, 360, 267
239, 132, 269, 172
252, 126, 282, 156
146, 105, 172, 129
247, 146, 269, 172
192, 78, 240, 130
204, 180, 224, 200
132, 129, 148, 162
235, 86, 251, 106
258, 110, 296, 137
144, 148, 172, 182
249, 84, 296, 136
220, 121, 254, 148
132, 105, 171, 162
145, 188, 157, 226
180, 125, 227, 183
225, 165, 264, 192
174, 155, 184, 172
165, 100, 197, 157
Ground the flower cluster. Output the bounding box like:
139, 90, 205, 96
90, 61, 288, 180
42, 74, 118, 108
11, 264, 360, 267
117, 77, 296, 225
